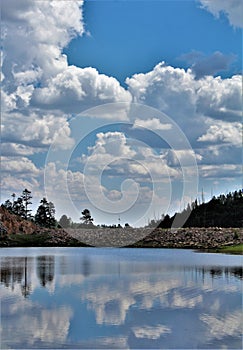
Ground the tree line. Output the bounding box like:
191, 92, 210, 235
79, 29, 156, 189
59, 209, 94, 229
3, 190, 56, 228
2, 190, 124, 229
156, 189, 243, 228
59, 210, 130, 229
3, 188, 242, 229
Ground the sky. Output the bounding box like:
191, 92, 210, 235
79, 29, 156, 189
1, 0, 242, 227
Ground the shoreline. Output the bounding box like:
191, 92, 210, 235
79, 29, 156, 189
0, 227, 242, 254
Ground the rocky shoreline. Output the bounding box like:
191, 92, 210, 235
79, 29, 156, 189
0, 206, 242, 250
129, 227, 243, 249
65, 227, 243, 249
1, 226, 240, 249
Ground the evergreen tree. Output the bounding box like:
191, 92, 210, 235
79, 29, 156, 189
3, 199, 13, 212
12, 197, 25, 218
158, 189, 243, 228
35, 198, 56, 228
21, 189, 32, 219
11, 193, 16, 206
48, 201, 55, 221
159, 214, 171, 228
59, 215, 72, 228
80, 209, 94, 226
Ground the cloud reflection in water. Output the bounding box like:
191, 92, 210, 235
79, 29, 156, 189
0, 248, 242, 349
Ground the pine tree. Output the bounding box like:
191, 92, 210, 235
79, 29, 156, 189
12, 197, 25, 218
3, 199, 13, 212
80, 209, 94, 226
21, 189, 32, 219
59, 215, 72, 228
35, 198, 56, 228
11, 193, 16, 206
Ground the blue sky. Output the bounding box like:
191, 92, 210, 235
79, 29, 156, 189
65, 0, 242, 83
1, 0, 242, 226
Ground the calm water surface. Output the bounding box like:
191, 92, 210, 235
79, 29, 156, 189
0, 248, 242, 349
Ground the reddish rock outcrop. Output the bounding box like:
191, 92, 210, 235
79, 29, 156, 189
0, 205, 89, 247
0, 205, 37, 235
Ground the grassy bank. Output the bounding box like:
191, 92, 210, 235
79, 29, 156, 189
218, 244, 243, 254
0, 232, 89, 247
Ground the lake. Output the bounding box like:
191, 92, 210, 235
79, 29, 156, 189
0, 248, 242, 349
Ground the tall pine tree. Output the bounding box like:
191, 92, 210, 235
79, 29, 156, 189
12, 197, 25, 218
21, 189, 32, 219
35, 198, 56, 228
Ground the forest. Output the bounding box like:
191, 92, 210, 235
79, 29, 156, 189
2, 189, 243, 229
158, 190, 243, 228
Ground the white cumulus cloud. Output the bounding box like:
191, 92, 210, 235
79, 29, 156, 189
133, 118, 172, 131
32, 66, 132, 113
1, 156, 40, 175
198, 120, 242, 146
1, 0, 84, 85
126, 62, 241, 125
199, 0, 243, 28
1, 112, 74, 150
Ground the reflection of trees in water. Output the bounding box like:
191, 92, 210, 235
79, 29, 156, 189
82, 256, 91, 277
21, 257, 31, 297
59, 255, 91, 276
1, 258, 24, 287
192, 266, 242, 280
225, 266, 242, 279
209, 266, 242, 279
36, 256, 55, 287
209, 268, 223, 278
0, 257, 33, 297
0, 255, 56, 296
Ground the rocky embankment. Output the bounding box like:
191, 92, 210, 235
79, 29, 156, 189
0, 205, 242, 249
131, 227, 243, 249
66, 227, 243, 249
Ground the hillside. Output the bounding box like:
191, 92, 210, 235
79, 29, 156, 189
0, 205, 89, 247
158, 190, 243, 229
0, 205, 37, 235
